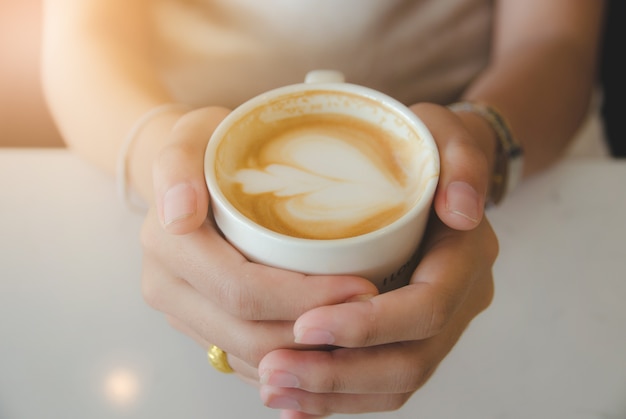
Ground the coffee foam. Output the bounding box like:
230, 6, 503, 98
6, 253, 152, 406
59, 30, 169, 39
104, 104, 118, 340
214, 90, 436, 240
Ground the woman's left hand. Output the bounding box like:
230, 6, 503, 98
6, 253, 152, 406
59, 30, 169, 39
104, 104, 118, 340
257, 213, 497, 418
254, 103, 499, 418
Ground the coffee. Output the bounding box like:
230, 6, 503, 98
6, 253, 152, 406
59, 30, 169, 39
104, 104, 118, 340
212, 90, 433, 240
205, 74, 439, 290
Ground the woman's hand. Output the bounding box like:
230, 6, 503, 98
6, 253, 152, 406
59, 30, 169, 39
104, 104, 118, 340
257, 215, 497, 418
252, 103, 499, 418
140, 102, 498, 418
411, 103, 495, 232
150, 107, 231, 234
141, 106, 380, 373
141, 204, 380, 369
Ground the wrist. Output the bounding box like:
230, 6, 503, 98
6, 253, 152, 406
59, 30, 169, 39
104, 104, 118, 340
448, 101, 524, 206
119, 103, 192, 211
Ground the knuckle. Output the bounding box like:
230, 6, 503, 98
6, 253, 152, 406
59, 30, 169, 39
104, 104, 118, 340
350, 299, 393, 347
373, 344, 438, 396
140, 270, 166, 311
153, 142, 194, 176
211, 269, 263, 320
139, 248, 169, 310
229, 262, 282, 320
210, 276, 240, 315
235, 288, 265, 320
139, 219, 170, 311
235, 339, 271, 368
422, 295, 453, 338
327, 373, 349, 394
212, 274, 249, 318
307, 351, 349, 393
447, 135, 490, 179
391, 352, 437, 394
139, 216, 158, 252
359, 327, 380, 348
247, 350, 266, 368
353, 300, 383, 347
467, 139, 490, 168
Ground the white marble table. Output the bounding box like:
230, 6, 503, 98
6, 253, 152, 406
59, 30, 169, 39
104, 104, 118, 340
1, 149, 625, 419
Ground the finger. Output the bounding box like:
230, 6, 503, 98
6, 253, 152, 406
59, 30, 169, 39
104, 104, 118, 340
141, 243, 298, 367
259, 267, 493, 403
153, 106, 231, 234
167, 314, 261, 382
258, 335, 455, 414
259, 343, 434, 395
261, 384, 411, 416
291, 217, 497, 348
166, 314, 210, 348
258, 330, 454, 394
166, 315, 262, 383
411, 103, 491, 230
141, 208, 379, 322
280, 410, 328, 419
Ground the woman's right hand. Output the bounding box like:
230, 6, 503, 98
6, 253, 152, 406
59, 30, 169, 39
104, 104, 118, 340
140, 106, 379, 377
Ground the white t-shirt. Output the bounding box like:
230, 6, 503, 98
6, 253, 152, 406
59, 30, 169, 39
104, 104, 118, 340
153, 0, 492, 108
152, 0, 609, 158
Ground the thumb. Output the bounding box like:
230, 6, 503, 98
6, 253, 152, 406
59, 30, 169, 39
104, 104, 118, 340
410, 103, 492, 231
153, 106, 231, 234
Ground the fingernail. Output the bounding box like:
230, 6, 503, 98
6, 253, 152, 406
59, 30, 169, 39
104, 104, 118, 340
266, 395, 301, 411
294, 327, 335, 345
446, 181, 480, 223
163, 183, 196, 226
260, 370, 300, 388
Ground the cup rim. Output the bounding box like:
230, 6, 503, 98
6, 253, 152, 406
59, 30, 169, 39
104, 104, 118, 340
204, 81, 440, 245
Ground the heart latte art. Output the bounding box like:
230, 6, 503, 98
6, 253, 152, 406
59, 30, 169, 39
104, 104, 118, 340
213, 92, 431, 240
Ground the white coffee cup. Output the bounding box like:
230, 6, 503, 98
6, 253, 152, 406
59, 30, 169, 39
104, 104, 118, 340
204, 70, 439, 292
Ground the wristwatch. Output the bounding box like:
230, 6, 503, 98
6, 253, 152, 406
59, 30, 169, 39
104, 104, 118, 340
448, 101, 524, 206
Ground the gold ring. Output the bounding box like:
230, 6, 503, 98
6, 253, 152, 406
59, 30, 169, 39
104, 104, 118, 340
207, 344, 234, 374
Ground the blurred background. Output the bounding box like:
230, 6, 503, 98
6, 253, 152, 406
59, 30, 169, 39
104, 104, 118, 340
0, 0, 64, 148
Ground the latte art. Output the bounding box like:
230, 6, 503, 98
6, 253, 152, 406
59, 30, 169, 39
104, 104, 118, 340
215, 111, 424, 239
233, 131, 408, 238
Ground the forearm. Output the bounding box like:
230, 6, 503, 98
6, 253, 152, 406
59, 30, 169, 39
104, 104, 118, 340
41, 0, 181, 200
460, 0, 605, 177
464, 41, 599, 177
